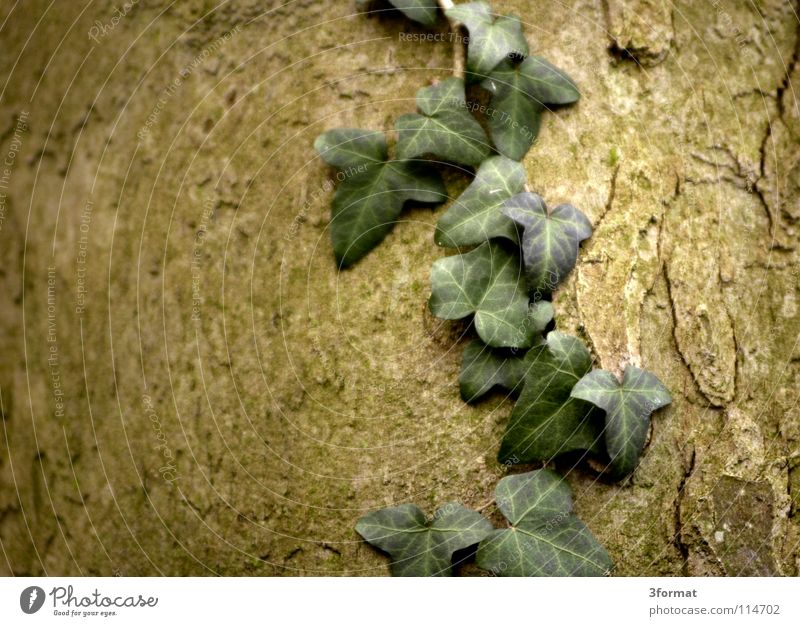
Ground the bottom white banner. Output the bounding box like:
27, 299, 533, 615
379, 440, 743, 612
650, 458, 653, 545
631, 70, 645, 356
1, 577, 798, 624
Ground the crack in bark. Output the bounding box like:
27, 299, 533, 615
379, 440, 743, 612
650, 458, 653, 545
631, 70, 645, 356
602, 0, 674, 67
660, 259, 719, 409
728, 315, 741, 403
594, 163, 620, 230
755, 6, 800, 249
574, 163, 621, 369
674, 445, 696, 576
775, 6, 800, 124
757, 123, 778, 242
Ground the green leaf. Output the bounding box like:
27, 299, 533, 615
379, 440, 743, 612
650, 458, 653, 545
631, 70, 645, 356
498, 331, 603, 464
480, 57, 579, 160
315, 128, 446, 267
570, 366, 672, 478
459, 300, 554, 402
445, 1, 529, 78
500, 192, 592, 294
355, 502, 493, 576
429, 240, 531, 348
315, 128, 386, 168
484, 86, 542, 160
356, 0, 439, 25
459, 340, 527, 402
397, 78, 491, 166
389, 0, 439, 26
476, 469, 612, 576
434, 155, 526, 247
483, 56, 580, 107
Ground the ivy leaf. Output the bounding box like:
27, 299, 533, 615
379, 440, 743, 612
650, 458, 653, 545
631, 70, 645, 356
483, 56, 580, 107
434, 155, 526, 247
500, 192, 592, 294
315, 128, 446, 267
389, 0, 439, 26
483, 82, 542, 160
356, 0, 439, 25
445, 1, 529, 78
459, 301, 554, 402
480, 57, 579, 160
498, 331, 603, 464
397, 78, 491, 166
476, 469, 612, 576
459, 340, 527, 402
570, 366, 672, 478
355, 502, 493, 576
429, 240, 531, 348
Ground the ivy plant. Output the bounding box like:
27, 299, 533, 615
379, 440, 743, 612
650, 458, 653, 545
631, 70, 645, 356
458, 339, 528, 402
434, 155, 525, 247
458, 300, 552, 402
571, 367, 672, 478
481, 57, 580, 159
498, 331, 604, 465
355, 502, 492, 576
429, 240, 532, 348
397, 78, 491, 166
314, 0, 673, 577
445, 1, 528, 78
355, 469, 609, 577
500, 192, 593, 294
357, 0, 441, 26
315, 129, 445, 267
476, 470, 612, 576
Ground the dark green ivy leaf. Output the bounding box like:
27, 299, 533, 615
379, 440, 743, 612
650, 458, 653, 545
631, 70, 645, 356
476, 469, 613, 576
480, 57, 579, 160
356, 0, 439, 26
429, 240, 530, 348
434, 155, 526, 247
570, 366, 672, 478
484, 56, 580, 107
355, 502, 493, 576
500, 192, 592, 294
389, 0, 439, 26
445, 1, 529, 78
482, 79, 542, 161
397, 78, 491, 166
498, 331, 603, 464
459, 300, 553, 402
315, 128, 446, 267
459, 340, 527, 403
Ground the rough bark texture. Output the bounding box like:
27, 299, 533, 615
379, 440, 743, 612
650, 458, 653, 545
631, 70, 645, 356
0, 0, 798, 576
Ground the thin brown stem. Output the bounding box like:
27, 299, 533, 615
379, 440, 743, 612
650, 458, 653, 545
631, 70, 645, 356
475, 497, 495, 512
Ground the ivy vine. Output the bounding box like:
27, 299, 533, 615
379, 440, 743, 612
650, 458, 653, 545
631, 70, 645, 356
315, 0, 672, 576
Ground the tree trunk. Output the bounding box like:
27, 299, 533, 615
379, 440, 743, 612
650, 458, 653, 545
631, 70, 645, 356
1, 0, 798, 575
